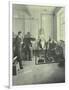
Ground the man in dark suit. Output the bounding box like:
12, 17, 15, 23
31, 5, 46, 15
23, 32, 32, 61
23, 32, 35, 61
15, 31, 23, 69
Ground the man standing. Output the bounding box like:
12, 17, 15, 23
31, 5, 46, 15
15, 31, 23, 69
23, 32, 35, 61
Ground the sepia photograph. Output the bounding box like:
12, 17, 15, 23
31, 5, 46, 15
12, 4, 65, 86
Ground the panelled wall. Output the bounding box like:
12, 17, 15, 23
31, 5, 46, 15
12, 14, 39, 39
24, 18, 39, 39
12, 13, 53, 40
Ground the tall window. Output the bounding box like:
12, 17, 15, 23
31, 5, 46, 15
60, 11, 65, 40
57, 8, 65, 41
41, 14, 53, 41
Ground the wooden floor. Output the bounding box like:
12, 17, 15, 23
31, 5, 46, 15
12, 56, 65, 85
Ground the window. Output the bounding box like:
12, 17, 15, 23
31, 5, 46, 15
57, 8, 65, 41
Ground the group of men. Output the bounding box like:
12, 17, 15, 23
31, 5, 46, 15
13, 31, 35, 70
13, 31, 64, 70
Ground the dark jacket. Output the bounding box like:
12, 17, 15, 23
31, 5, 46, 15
15, 36, 22, 60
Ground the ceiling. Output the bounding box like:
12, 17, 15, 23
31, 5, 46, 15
12, 4, 61, 18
